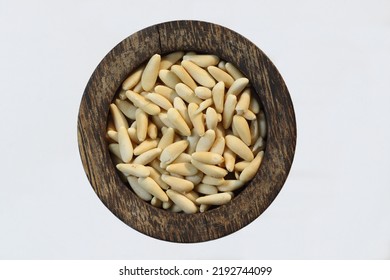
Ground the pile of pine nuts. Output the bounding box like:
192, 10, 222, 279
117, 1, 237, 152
106, 51, 266, 213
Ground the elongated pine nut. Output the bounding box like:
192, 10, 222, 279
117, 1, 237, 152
175, 83, 202, 104
209, 136, 225, 155
222, 94, 237, 129
157, 112, 172, 128
161, 174, 194, 193
150, 159, 168, 175
107, 130, 118, 142
195, 193, 232, 205
167, 108, 191, 136
132, 148, 162, 165
108, 143, 121, 160
141, 54, 161, 91
205, 107, 218, 130
122, 65, 144, 90
192, 151, 224, 165
194, 86, 212, 99
127, 176, 152, 201
217, 180, 245, 192
183, 54, 219, 67
125, 90, 160, 115
154, 85, 179, 102
181, 60, 216, 88
166, 162, 198, 176
118, 126, 133, 163
240, 151, 264, 182
191, 159, 228, 178
138, 177, 169, 202
116, 163, 150, 177
146, 166, 169, 190
225, 135, 254, 161
127, 127, 140, 144
133, 139, 158, 156
252, 137, 265, 153
171, 152, 192, 164
115, 99, 137, 120
135, 108, 148, 141
250, 119, 259, 145
187, 103, 205, 136
234, 161, 251, 172
226, 77, 249, 96
110, 104, 129, 130
196, 129, 216, 152
162, 200, 173, 209
160, 140, 189, 164
249, 95, 260, 114
171, 65, 197, 90
146, 93, 173, 110
160, 51, 184, 70
166, 189, 198, 214
202, 175, 225, 186
184, 191, 200, 204
235, 88, 251, 114
186, 128, 200, 154
212, 81, 225, 113
232, 115, 251, 146
225, 62, 244, 79
159, 69, 181, 89
194, 183, 218, 195
223, 147, 236, 172
173, 97, 193, 129
243, 109, 257, 120
195, 98, 213, 114
185, 172, 204, 185
147, 122, 157, 139
169, 203, 183, 212
207, 66, 234, 87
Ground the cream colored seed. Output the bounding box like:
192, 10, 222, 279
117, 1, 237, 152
122, 65, 144, 90
195, 193, 232, 206
160, 51, 184, 70
147, 122, 158, 139
225, 135, 254, 161
171, 65, 197, 90
151, 197, 162, 208
115, 99, 137, 120
127, 127, 140, 144
125, 90, 160, 115
195, 98, 213, 114
218, 60, 226, 71
159, 69, 181, 89
194, 86, 212, 99
199, 204, 210, 213
207, 66, 235, 88
167, 108, 191, 136
212, 81, 225, 113
135, 108, 148, 142
154, 85, 179, 103
205, 107, 218, 130
133, 148, 162, 165
226, 77, 249, 96
243, 110, 257, 121
183, 54, 220, 67
133, 139, 158, 156
235, 88, 251, 115
186, 128, 200, 154
150, 159, 168, 175
141, 54, 161, 91
107, 130, 118, 142
175, 83, 202, 104
217, 180, 245, 192
232, 115, 251, 146
157, 127, 174, 150
169, 204, 183, 212
117, 126, 133, 163
146, 93, 173, 111
187, 103, 205, 136
108, 143, 121, 159
166, 162, 198, 176
252, 137, 265, 154
173, 97, 193, 129
127, 176, 152, 201
240, 151, 264, 182
146, 166, 169, 190
202, 175, 225, 186
162, 200, 173, 209
116, 163, 150, 177
109, 104, 129, 130
191, 159, 228, 178
194, 183, 218, 195
171, 152, 192, 164
249, 95, 260, 114
166, 189, 198, 214
133, 80, 143, 93
185, 172, 204, 185
222, 94, 237, 129
215, 123, 226, 138
250, 119, 259, 145
209, 136, 225, 155
181, 60, 216, 88
196, 129, 216, 152
184, 191, 200, 205
234, 161, 251, 172
223, 147, 236, 172
225, 62, 244, 80
161, 174, 194, 193
158, 112, 172, 128
259, 111, 267, 138
192, 151, 224, 165
160, 140, 189, 165
138, 177, 169, 202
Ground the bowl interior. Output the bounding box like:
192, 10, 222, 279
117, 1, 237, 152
77, 20, 296, 242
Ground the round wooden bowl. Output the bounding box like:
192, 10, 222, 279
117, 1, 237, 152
77, 20, 296, 243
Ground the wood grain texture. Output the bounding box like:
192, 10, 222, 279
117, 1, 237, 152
77, 20, 297, 243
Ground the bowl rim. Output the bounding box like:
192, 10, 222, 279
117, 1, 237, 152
77, 20, 297, 243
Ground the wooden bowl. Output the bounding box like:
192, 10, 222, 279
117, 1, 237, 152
77, 20, 296, 243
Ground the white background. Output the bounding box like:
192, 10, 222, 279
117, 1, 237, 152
0, 0, 389, 259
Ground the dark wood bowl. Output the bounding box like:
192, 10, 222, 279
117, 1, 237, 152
77, 20, 296, 243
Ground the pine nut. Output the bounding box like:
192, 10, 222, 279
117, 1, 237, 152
161, 174, 194, 193
141, 54, 161, 91
207, 66, 235, 87
212, 81, 225, 113
191, 159, 228, 178
171, 65, 197, 90
195, 129, 216, 152
217, 180, 245, 192
133, 139, 158, 156
195, 193, 232, 206
166, 189, 198, 214
225, 62, 244, 80
232, 115, 251, 146
202, 175, 225, 186
160, 140, 189, 165
175, 83, 202, 104
132, 148, 162, 165
166, 162, 198, 176
187, 103, 205, 136
110, 103, 129, 130
138, 177, 169, 202
154, 85, 179, 103
118, 126, 133, 163
223, 147, 236, 172
226, 77, 249, 96
167, 108, 191, 136
235, 88, 251, 115
194, 86, 212, 99
225, 135, 254, 161
181, 60, 216, 88
209, 136, 225, 155
116, 163, 150, 177
115, 99, 137, 120
135, 108, 148, 142
159, 69, 181, 89
157, 126, 175, 151
160, 51, 184, 70
192, 151, 224, 165
122, 65, 144, 90
145, 93, 173, 111
222, 94, 237, 129
183, 54, 220, 68
240, 151, 264, 182
194, 183, 218, 195
127, 176, 152, 201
